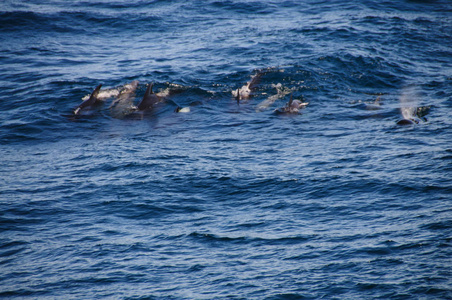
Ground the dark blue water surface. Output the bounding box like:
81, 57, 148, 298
1, 0, 451, 299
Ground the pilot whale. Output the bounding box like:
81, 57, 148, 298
396, 106, 430, 125
73, 84, 102, 115
111, 81, 139, 104
364, 96, 382, 110
275, 94, 309, 114
232, 72, 263, 103
109, 80, 139, 118
137, 83, 162, 110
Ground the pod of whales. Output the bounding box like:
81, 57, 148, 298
71, 73, 432, 125
73, 82, 167, 117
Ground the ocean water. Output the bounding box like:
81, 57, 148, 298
1, 0, 451, 299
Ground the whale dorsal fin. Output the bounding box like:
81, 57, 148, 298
288, 93, 293, 107
89, 84, 102, 102
74, 84, 102, 115
137, 83, 156, 110
143, 83, 153, 99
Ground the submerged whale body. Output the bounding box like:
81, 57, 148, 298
110, 80, 139, 119
73, 84, 102, 115
111, 80, 139, 107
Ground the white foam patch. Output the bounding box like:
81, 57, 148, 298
156, 88, 171, 97
81, 88, 120, 101
178, 107, 190, 113
81, 81, 140, 101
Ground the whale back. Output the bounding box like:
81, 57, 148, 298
288, 94, 293, 108
397, 119, 417, 125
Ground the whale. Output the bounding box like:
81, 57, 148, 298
396, 99, 430, 125
73, 84, 102, 115
364, 96, 382, 110
396, 106, 430, 125
137, 83, 161, 110
274, 94, 309, 114
111, 81, 139, 105
109, 80, 139, 119
396, 85, 431, 125
232, 71, 263, 103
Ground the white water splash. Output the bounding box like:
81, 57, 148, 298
399, 85, 420, 120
